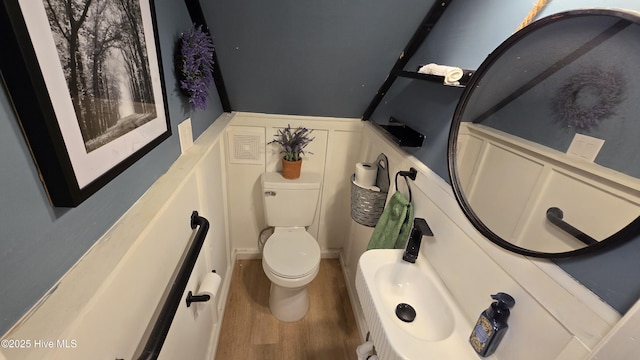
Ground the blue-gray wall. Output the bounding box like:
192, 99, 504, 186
200, 0, 435, 117
0, 0, 223, 335
370, 0, 640, 313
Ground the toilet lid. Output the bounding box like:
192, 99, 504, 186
263, 230, 320, 279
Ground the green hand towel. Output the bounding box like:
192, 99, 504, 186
395, 200, 414, 249
367, 191, 414, 250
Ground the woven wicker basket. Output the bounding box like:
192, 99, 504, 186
350, 174, 388, 227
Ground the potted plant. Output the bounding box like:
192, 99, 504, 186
176, 25, 215, 111
268, 124, 314, 179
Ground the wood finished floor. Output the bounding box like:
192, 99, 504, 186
215, 259, 361, 360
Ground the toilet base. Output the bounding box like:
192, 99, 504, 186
269, 283, 309, 322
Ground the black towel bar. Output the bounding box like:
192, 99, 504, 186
546, 207, 598, 246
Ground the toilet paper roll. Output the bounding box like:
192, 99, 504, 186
198, 272, 222, 299
355, 162, 377, 187
197, 272, 222, 323
352, 177, 381, 192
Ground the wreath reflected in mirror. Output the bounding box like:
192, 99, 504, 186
176, 25, 215, 111
552, 68, 625, 130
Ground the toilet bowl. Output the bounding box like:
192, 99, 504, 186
262, 227, 321, 322
260, 172, 323, 322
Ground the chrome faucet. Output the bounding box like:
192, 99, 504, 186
402, 218, 433, 263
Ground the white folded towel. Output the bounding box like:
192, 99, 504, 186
418, 63, 464, 85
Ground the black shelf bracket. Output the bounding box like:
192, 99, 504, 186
362, 0, 454, 120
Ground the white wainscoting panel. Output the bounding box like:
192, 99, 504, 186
1, 114, 233, 360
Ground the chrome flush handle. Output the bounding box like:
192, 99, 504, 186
264, 191, 277, 196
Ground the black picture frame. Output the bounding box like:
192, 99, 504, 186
0, 0, 171, 207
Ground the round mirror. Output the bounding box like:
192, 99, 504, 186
448, 9, 640, 258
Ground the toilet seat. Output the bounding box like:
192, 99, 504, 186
263, 229, 320, 279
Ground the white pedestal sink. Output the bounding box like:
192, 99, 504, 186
356, 249, 487, 360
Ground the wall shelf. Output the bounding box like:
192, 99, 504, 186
395, 69, 474, 87
374, 117, 425, 148
362, 0, 475, 120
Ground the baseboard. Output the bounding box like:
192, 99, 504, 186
339, 251, 368, 341
233, 248, 342, 260
234, 249, 262, 260
209, 258, 235, 359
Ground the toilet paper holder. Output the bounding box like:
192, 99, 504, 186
185, 270, 217, 307
185, 291, 210, 307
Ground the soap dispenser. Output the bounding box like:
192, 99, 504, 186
469, 292, 515, 357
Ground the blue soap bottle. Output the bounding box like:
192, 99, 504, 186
469, 292, 516, 357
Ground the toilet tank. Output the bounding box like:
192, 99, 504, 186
261, 172, 322, 227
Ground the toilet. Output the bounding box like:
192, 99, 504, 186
261, 171, 322, 322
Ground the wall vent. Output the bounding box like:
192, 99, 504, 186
227, 127, 265, 164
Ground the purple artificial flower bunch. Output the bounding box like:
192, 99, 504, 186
268, 124, 315, 161
177, 25, 214, 110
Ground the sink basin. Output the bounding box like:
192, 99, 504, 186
356, 249, 483, 359
374, 262, 454, 341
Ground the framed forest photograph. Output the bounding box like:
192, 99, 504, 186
0, 0, 171, 207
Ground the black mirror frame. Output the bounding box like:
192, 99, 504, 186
447, 8, 640, 258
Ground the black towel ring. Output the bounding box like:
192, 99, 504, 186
394, 168, 417, 203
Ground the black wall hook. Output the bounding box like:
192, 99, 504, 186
395, 167, 417, 202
